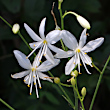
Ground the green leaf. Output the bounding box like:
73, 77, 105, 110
1, 0, 21, 13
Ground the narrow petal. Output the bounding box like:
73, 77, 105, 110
46, 30, 61, 44
82, 37, 104, 53
79, 29, 87, 48
14, 50, 31, 69
39, 18, 46, 39
54, 50, 74, 58
11, 70, 30, 79
65, 57, 76, 75
37, 59, 60, 72
29, 41, 43, 49
38, 72, 53, 82
44, 47, 55, 64
61, 30, 78, 50
48, 44, 66, 54
24, 23, 42, 41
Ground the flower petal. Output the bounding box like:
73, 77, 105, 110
24, 23, 42, 41
11, 70, 30, 79
39, 18, 46, 39
14, 50, 31, 69
65, 57, 76, 75
54, 50, 74, 58
46, 30, 61, 44
61, 30, 78, 50
82, 37, 104, 53
37, 59, 60, 72
48, 44, 66, 54
44, 47, 55, 64
29, 41, 43, 49
79, 29, 87, 48
38, 72, 53, 83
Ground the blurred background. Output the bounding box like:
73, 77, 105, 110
0, 0, 110, 110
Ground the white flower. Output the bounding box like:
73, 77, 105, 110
55, 29, 104, 75
24, 18, 65, 64
11, 50, 60, 98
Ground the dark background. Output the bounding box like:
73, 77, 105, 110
0, 0, 110, 110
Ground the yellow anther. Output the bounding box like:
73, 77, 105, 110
33, 44, 36, 47
33, 76, 35, 78
26, 57, 28, 59
80, 64, 82, 66
87, 64, 89, 65
44, 54, 46, 56
85, 53, 87, 54
76, 48, 80, 53
91, 65, 94, 67
39, 60, 41, 62
36, 66, 37, 68
86, 33, 89, 36
30, 93, 32, 95
39, 87, 42, 89
27, 85, 30, 87
31, 67, 36, 71
24, 80, 26, 82
73, 62, 75, 64
43, 40, 47, 44
79, 73, 82, 74
34, 83, 36, 85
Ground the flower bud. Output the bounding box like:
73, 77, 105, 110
81, 87, 86, 97
76, 15, 90, 29
71, 77, 76, 86
12, 23, 20, 34
71, 70, 78, 77
54, 77, 60, 84
58, 0, 63, 3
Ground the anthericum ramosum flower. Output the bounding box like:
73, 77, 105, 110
24, 17, 65, 64
11, 50, 60, 98
55, 29, 104, 75
12, 23, 20, 34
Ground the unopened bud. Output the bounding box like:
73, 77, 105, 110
81, 87, 86, 97
71, 77, 76, 86
71, 70, 78, 77
76, 15, 90, 29
54, 77, 60, 84
12, 23, 20, 34
58, 0, 63, 3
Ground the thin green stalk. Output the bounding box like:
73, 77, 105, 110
60, 83, 73, 87
92, 62, 101, 73
58, 84, 75, 109
73, 78, 78, 110
89, 56, 110, 110
0, 98, 15, 110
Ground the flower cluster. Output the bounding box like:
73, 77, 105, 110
11, 17, 104, 98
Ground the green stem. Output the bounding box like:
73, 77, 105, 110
73, 78, 78, 110
58, 84, 75, 109
92, 62, 101, 73
63, 11, 78, 18
89, 56, 110, 110
60, 83, 73, 87
0, 98, 15, 110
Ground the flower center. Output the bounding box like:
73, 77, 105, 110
43, 40, 47, 44
76, 48, 81, 53
31, 67, 36, 71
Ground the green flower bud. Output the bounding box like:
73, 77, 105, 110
54, 77, 60, 84
81, 87, 86, 97
12, 23, 20, 34
58, 0, 63, 3
71, 70, 78, 77
71, 77, 76, 86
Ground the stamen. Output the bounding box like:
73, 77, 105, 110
79, 73, 82, 74
33, 76, 35, 78
80, 64, 82, 66
30, 93, 32, 95
44, 54, 46, 56
39, 87, 42, 89
27, 85, 30, 87
91, 65, 94, 67
43, 40, 47, 44
86, 33, 89, 36
24, 80, 26, 82
76, 48, 81, 53
34, 83, 36, 85
34, 44, 35, 47
31, 67, 36, 72
85, 53, 87, 54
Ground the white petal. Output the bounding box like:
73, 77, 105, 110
65, 57, 76, 75
48, 44, 66, 54
29, 41, 43, 49
37, 59, 60, 72
54, 50, 74, 58
11, 70, 30, 79
13, 50, 31, 69
62, 30, 78, 50
39, 18, 46, 39
79, 29, 87, 48
82, 37, 104, 53
44, 47, 55, 64
46, 30, 61, 44
38, 72, 53, 83
24, 23, 42, 41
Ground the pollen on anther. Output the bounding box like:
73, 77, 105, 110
44, 54, 46, 56
79, 73, 82, 74
30, 93, 32, 95
85, 53, 87, 54
91, 65, 94, 67
24, 80, 26, 82
39, 87, 42, 89
33, 76, 35, 78
26, 57, 28, 59
73, 62, 75, 64
27, 85, 30, 87
33, 44, 35, 47
34, 83, 36, 85
39, 60, 41, 62
80, 64, 82, 66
